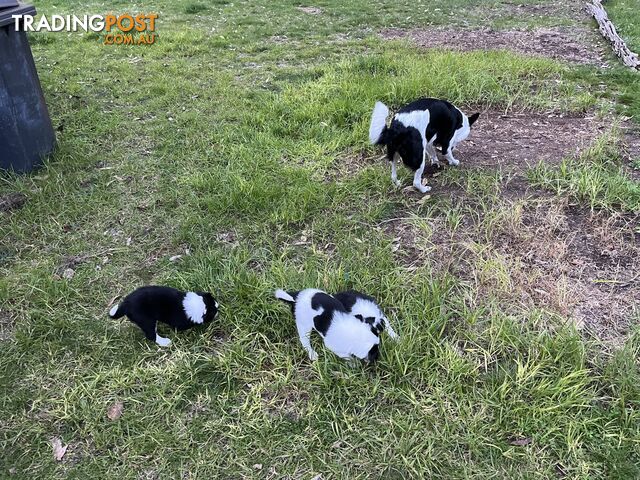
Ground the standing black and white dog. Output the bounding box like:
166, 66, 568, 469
369, 98, 480, 193
275, 288, 380, 362
333, 290, 399, 340
109, 286, 219, 346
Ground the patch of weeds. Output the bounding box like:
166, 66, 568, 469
528, 131, 640, 212
184, 2, 208, 14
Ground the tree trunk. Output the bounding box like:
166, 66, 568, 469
586, 0, 640, 70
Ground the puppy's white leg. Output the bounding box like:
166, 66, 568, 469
413, 158, 431, 193
390, 154, 401, 187
155, 334, 172, 347
296, 318, 318, 361
427, 137, 439, 165
383, 317, 399, 341
446, 146, 460, 166
428, 146, 439, 166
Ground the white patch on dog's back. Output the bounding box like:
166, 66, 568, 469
183, 292, 206, 324
395, 110, 430, 140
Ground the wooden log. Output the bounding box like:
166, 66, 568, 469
586, 0, 640, 70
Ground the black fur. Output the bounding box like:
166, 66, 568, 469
366, 344, 380, 363
333, 290, 386, 336
333, 290, 377, 310
276, 290, 300, 315
109, 286, 218, 343
374, 97, 480, 172
310, 291, 348, 336
382, 122, 423, 170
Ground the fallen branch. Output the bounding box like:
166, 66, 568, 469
586, 0, 640, 70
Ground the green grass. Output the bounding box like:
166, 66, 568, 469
607, 0, 640, 53
1, 0, 640, 478
528, 131, 640, 212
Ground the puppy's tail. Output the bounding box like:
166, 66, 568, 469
369, 101, 390, 145
108, 302, 125, 319
275, 289, 297, 304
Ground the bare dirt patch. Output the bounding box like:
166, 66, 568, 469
0, 192, 27, 212
380, 26, 608, 66
297, 6, 322, 15
458, 110, 608, 172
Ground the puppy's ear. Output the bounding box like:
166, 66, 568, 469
469, 112, 480, 127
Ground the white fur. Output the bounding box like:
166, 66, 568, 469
275, 289, 295, 303
412, 159, 430, 193
182, 292, 206, 324
351, 297, 383, 320
350, 298, 399, 341
394, 110, 430, 136
395, 110, 431, 193
290, 289, 379, 361
291, 289, 323, 360
426, 134, 440, 165
390, 154, 400, 187
446, 109, 470, 166
109, 304, 119, 317
155, 334, 171, 347
383, 318, 398, 340
323, 312, 380, 359
369, 101, 389, 144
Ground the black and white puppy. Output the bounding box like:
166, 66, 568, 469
108, 286, 219, 346
369, 98, 480, 193
333, 290, 399, 340
275, 288, 380, 362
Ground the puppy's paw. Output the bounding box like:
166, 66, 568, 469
308, 350, 319, 361
415, 184, 432, 193
155, 335, 172, 347
448, 159, 460, 166
393, 179, 401, 188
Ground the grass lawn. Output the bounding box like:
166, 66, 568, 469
1, 0, 639, 478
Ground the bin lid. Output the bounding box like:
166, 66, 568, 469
0, 2, 36, 29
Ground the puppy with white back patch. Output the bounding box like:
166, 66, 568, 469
369, 98, 480, 192
109, 286, 219, 346
333, 290, 399, 340
275, 288, 380, 363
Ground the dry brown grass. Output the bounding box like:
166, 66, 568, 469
382, 195, 639, 346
